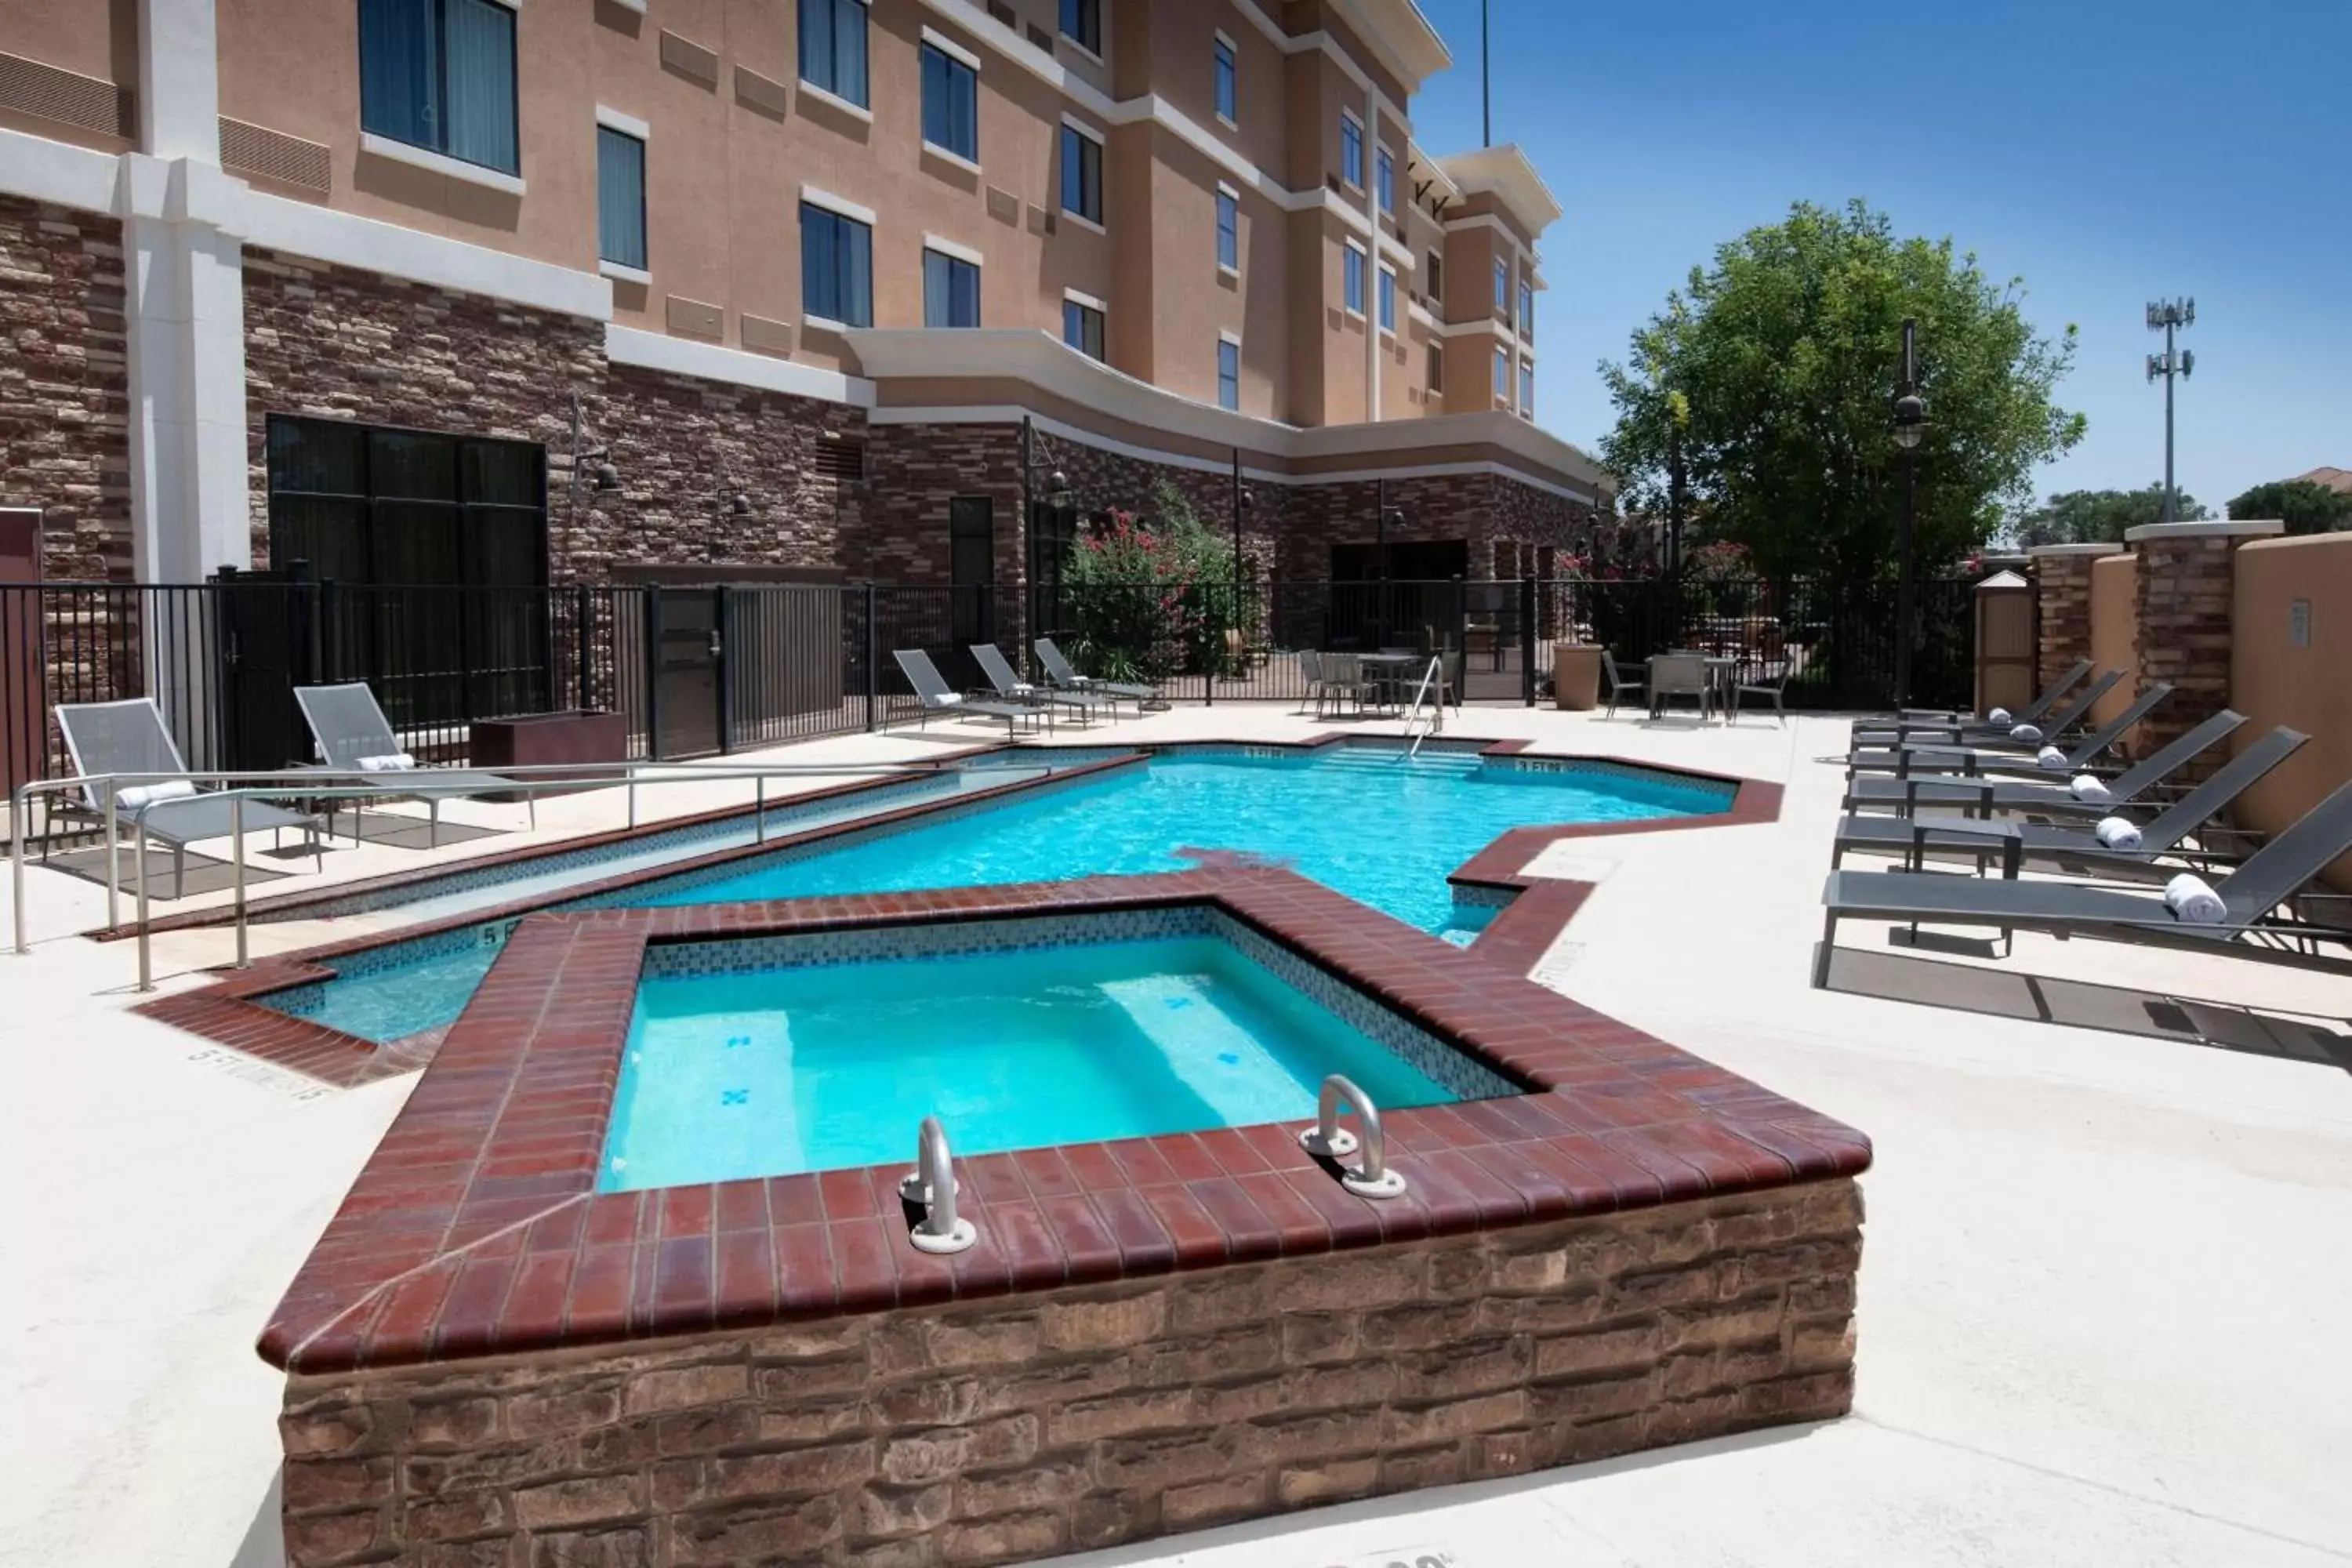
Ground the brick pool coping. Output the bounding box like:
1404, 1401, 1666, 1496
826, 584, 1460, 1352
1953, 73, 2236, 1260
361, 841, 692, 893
256, 868, 1867, 1377
136, 736, 1780, 1087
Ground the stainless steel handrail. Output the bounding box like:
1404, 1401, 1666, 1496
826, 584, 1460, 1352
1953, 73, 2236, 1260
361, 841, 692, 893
1403, 655, 1445, 757
899, 1115, 977, 1253
1298, 1073, 1407, 1198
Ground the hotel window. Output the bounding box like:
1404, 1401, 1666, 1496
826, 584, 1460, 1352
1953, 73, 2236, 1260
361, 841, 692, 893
1519, 358, 1534, 415
358, 0, 520, 175
1426, 250, 1443, 302
923, 249, 980, 328
1493, 256, 1508, 310
1376, 146, 1394, 215
1340, 111, 1363, 188
1059, 0, 1101, 55
800, 201, 873, 326
798, 0, 869, 108
1343, 243, 1366, 316
1060, 122, 1102, 223
1217, 338, 1240, 411
1213, 34, 1236, 122
1377, 265, 1396, 332
595, 125, 645, 270
1493, 346, 1509, 400
1426, 339, 1443, 393
920, 42, 978, 162
1215, 187, 1238, 271
1062, 297, 1105, 360
1519, 278, 1534, 336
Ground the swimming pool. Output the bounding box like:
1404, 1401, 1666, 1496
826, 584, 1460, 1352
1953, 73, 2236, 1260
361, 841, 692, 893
267, 744, 1733, 1045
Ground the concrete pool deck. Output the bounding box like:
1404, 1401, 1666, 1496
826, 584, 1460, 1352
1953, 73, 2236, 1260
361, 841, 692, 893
5, 703, 2350, 1567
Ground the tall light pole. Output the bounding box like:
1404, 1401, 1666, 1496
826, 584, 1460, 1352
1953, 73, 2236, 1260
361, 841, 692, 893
2145, 297, 2195, 524
1890, 318, 1928, 710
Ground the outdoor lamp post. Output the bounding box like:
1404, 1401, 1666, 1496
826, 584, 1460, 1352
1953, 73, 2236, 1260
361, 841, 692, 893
1890, 318, 1928, 710
1018, 414, 1072, 677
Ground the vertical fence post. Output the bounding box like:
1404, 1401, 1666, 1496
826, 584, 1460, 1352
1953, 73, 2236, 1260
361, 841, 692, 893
714, 585, 735, 756
863, 584, 879, 731
1519, 575, 1537, 706
1203, 579, 1215, 709
644, 584, 665, 764
575, 582, 593, 711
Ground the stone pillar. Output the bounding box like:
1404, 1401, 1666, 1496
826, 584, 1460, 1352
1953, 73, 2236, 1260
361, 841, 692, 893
2024, 543, 2120, 692
2125, 519, 2286, 781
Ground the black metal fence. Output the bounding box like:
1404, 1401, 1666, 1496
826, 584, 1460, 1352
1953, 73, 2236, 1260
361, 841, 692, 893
2, 571, 1976, 818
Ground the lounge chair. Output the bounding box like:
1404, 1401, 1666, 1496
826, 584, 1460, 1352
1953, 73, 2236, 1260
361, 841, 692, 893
1851, 683, 2172, 783
1813, 775, 2352, 986
1601, 652, 1646, 719
894, 648, 1045, 739
1831, 724, 2309, 877
1851, 659, 2092, 743
294, 682, 532, 848
971, 643, 1112, 724
53, 697, 321, 899
1846, 709, 2247, 819
1853, 667, 2123, 760
1034, 638, 1156, 713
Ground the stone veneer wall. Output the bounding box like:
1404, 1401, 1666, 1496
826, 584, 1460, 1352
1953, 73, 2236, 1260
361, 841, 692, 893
2132, 527, 2276, 782
0, 194, 130, 581
2026, 546, 2115, 692
275, 1181, 1860, 1568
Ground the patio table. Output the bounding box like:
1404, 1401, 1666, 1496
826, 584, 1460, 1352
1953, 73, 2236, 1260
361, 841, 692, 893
1358, 651, 1423, 713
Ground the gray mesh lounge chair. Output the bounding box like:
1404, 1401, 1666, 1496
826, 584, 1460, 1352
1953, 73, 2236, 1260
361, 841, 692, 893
1852, 659, 2092, 743
971, 643, 1111, 724
294, 683, 531, 848
53, 697, 320, 898
1831, 724, 2309, 877
1813, 775, 2352, 986
1847, 709, 2246, 819
894, 648, 1043, 739
1034, 638, 1156, 713
1852, 668, 2123, 764
1851, 682, 2172, 784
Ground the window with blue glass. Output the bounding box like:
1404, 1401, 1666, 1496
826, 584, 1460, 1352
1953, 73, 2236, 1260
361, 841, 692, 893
1063, 298, 1105, 360
798, 0, 869, 108
595, 125, 645, 269
1494, 347, 1509, 399
800, 202, 873, 327
1059, 0, 1101, 53
1213, 35, 1236, 122
923, 249, 981, 328
358, 0, 520, 175
1340, 112, 1363, 187
1519, 358, 1534, 414
1377, 266, 1396, 332
1215, 189, 1238, 271
1519, 278, 1533, 336
1060, 123, 1102, 223
920, 42, 977, 161
1376, 146, 1394, 214
1494, 256, 1508, 310
1343, 244, 1366, 315
1217, 339, 1240, 411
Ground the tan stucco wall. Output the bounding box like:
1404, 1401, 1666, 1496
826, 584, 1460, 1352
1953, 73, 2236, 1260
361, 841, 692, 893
2230, 532, 2352, 891
0, 0, 139, 151
2088, 550, 2141, 743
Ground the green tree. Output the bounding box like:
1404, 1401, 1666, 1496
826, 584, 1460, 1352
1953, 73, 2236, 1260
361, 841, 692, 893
2227, 478, 2352, 535
1600, 199, 2085, 581
2006, 485, 2208, 547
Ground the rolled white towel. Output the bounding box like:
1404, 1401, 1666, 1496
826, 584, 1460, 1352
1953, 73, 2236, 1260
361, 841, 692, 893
2034, 745, 2067, 770
1988, 706, 2013, 726
2163, 873, 2227, 925
115, 779, 197, 811
356, 752, 417, 771
2093, 816, 2143, 850
2009, 723, 2043, 742
2069, 773, 2112, 804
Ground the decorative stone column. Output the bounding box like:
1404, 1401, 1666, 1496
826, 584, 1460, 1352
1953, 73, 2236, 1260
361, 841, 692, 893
2024, 543, 2121, 692
2125, 519, 2285, 781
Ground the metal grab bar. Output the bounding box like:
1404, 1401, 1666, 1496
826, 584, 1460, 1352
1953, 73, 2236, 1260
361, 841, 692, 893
898, 1116, 978, 1254
1298, 1073, 1408, 1198
1403, 655, 1445, 758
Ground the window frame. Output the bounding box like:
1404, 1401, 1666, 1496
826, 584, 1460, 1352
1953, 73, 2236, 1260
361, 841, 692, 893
1212, 32, 1237, 125
1377, 265, 1396, 333
1426, 338, 1443, 394
1216, 335, 1241, 411
1519, 357, 1534, 416
1425, 249, 1443, 303
1493, 345, 1510, 400
1215, 184, 1240, 273
799, 198, 875, 328
357, 0, 523, 178
797, 0, 871, 111
922, 245, 982, 328
918, 38, 979, 163
1058, 0, 1102, 56
593, 119, 647, 273
1339, 109, 1364, 190
1519, 277, 1534, 336
1062, 294, 1105, 361
1493, 256, 1508, 311
1342, 241, 1367, 318
1375, 144, 1394, 215
1059, 119, 1104, 225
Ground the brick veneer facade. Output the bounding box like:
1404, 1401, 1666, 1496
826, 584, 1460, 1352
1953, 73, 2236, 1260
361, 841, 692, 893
2130, 523, 2285, 783
276, 1181, 1860, 1568
0, 194, 131, 582
2025, 544, 2118, 694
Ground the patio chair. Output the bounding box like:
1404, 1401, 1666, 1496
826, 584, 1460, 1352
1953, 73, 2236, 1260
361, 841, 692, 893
1852, 659, 2092, 743
971, 643, 1111, 724
1731, 659, 1789, 725
1317, 652, 1373, 719
1034, 637, 1157, 713
1853, 684, 2172, 783
1830, 724, 2309, 877
294, 682, 532, 848
1601, 652, 1646, 719
53, 697, 321, 900
1297, 648, 1327, 715
1648, 652, 1712, 722
894, 648, 1045, 739
1846, 709, 2249, 819
1812, 774, 2352, 987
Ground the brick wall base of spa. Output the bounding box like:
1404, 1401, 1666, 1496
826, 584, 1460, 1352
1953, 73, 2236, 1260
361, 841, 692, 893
275, 1180, 1862, 1568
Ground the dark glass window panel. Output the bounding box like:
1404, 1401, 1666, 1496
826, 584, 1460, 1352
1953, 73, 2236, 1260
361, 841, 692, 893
268, 417, 366, 495
462, 438, 542, 506
369, 430, 459, 500
371, 501, 464, 583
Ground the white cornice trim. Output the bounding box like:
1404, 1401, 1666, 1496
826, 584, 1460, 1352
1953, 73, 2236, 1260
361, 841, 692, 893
595, 105, 651, 141
2122, 519, 2287, 543
799, 183, 877, 226
1062, 287, 1106, 313
922, 232, 985, 267
919, 25, 982, 72
245, 186, 612, 319
608, 324, 876, 407
0, 124, 122, 212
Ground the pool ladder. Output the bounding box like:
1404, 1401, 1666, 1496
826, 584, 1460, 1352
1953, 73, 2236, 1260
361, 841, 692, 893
901, 1116, 978, 1254
1403, 656, 1446, 758
1299, 1075, 1408, 1198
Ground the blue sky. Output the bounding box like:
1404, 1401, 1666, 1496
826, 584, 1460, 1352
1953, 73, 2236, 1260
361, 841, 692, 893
1405, 0, 2350, 514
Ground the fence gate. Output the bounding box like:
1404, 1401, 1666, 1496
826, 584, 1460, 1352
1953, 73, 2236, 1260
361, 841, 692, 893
212, 568, 310, 773
645, 586, 726, 760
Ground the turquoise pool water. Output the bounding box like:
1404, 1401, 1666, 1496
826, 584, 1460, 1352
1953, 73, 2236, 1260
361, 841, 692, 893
600, 934, 1465, 1189
274, 747, 1729, 1044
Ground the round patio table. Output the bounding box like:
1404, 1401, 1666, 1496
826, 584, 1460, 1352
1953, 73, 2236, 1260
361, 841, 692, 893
1357, 651, 1424, 713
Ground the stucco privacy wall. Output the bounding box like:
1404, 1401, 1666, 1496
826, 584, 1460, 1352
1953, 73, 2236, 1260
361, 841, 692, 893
2087, 551, 2141, 750
2231, 532, 2352, 892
